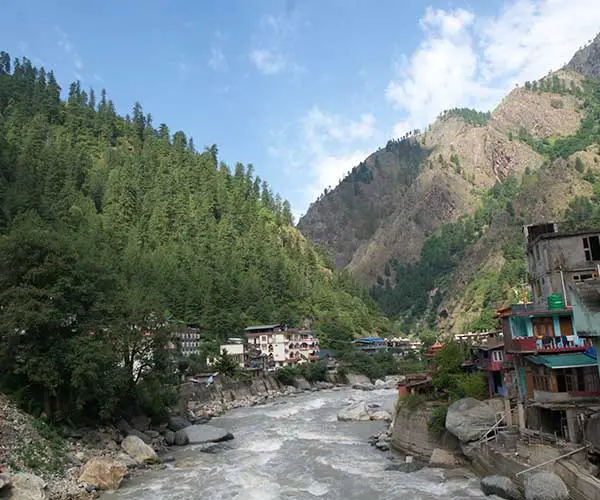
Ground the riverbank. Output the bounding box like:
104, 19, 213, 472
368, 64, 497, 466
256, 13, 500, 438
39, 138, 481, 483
1, 373, 395, 498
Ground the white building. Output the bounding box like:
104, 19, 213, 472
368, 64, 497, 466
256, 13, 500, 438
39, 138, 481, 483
207, 338, 246, 368
244, 324, 319, 368
176, 327, 202, 357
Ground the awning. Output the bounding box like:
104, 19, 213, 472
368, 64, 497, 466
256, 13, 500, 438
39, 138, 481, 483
526, 353, 597, 369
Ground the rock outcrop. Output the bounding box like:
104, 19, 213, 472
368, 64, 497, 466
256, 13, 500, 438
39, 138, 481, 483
121, 435, 159, 464
7, 472, 47, 500
78, 457, 127, 491
183, 424, 234, 445
168, 416, 192, 432
429, 448, 460, 468
481, 475, 522, 500
445, 398, 497, 443
337, 401, 391, 422
523, 471, 569, 500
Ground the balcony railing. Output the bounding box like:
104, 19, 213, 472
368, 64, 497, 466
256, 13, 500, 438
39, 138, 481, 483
509, 336, 588, 353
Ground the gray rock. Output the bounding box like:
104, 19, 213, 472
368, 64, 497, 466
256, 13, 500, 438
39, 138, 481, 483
294, 377, 311, 391
78, 457, 127, 490
384, 462, 425, 473
131, 414, 151, 432
8, 472, 46, 500
337, 401, 370, 421
168, 415, 192, 432
160, 454, 176, 463
117, 452, 139, 469
116, 419, 132, 434
190, 415, 211, 425
127, 428, 152, 444
523, 471, 569, 500
481, 475, 522, 500
65, 452, 83, 467
445, 397, 497, 442
0, 472, 11, 491
146, 430, 160, 439
121, 435, 160, 464
375, 440, 390, 451
163, 430, 175, 446
183, 424, 234, 445
315, 381, 334, 389
429, 448, 460, 468
174, 429, 189, 446
352, 383, 375, 391
374, 379, 386, 388
369, 410, 392, 422
198, 442, 231, 453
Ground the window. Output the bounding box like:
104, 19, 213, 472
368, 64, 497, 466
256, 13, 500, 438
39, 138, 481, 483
535, 245, 541, 262
583, 235, 600, 261
492, 350, 504, 362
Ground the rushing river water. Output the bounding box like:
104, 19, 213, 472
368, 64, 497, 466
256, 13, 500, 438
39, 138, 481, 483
105, 388, 489, 500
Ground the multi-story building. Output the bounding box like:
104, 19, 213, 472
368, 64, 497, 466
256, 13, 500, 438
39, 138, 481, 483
352, 337, 388, 355
245, 324, 320, 368
386, 337, 423, 357
176, 327, 202, 357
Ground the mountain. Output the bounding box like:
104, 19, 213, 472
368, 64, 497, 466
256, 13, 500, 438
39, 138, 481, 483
0, 52, 386, 423
298, 35, 600, 334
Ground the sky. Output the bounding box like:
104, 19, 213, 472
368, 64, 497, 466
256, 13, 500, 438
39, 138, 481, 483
2, 0, 600, 220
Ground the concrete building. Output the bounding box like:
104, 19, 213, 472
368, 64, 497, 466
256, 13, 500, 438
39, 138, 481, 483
176, 327, 202, 357
245, 324, 320, 368
524, 223, 600, 307
353, 337, 388, 354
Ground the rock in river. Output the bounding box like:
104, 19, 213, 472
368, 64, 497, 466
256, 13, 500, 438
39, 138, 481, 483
523, 471, 569, 500
121, 435, 160, 464
183, 424, 234, 445
168, 415, 192, 432
445, 397, 497, 442
480, 475, 521, 500
337, 401, 370, 421
79, 457, 127, 491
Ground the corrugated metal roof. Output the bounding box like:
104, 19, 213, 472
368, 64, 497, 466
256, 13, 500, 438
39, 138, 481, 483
244, 324, 281, 331
526, 353, 597, 369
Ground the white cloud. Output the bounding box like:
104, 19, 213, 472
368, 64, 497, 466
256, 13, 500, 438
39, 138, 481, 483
209, 46, 227, 71
55, 26, 86, 81
385, 0, 600, 137
249, 49, 287, 75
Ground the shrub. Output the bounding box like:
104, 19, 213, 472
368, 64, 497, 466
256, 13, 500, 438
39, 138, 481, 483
550, 99, 564, 109
301, 361, 327, 383
274, 366, 298, 387
455, 372, 489, 400
427, 404, 448, 437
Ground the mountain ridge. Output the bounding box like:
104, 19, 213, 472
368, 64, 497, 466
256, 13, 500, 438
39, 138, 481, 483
298, 34, 600, 332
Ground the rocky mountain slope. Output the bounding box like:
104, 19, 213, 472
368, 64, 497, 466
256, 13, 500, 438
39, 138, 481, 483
298, 36, 600, 333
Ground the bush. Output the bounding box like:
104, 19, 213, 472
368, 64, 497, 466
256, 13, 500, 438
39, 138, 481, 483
336, 365, 349, 384
301, 361, 327, 383
274, 366, 298, 387
455, 372, 489, 400
427, 404, 448, 437
550, 99, 564, 109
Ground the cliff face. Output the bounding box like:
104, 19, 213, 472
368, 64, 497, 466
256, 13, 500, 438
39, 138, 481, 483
298, 33, 600, 331
298, 72, 584, 284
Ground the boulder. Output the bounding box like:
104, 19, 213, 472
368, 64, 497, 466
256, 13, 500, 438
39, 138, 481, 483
337, 401, 370, 421
164, 430, 175, 446
315, 381, 334, 389
116, 418, 132, 434
0, 472, 11, 491
174, 429, 189, 446
374, 379, 387, 388
9, 472, 47, 500
352, 383, 375, 391
445, 397, 497, 442
523, 472, 569, 500
190, 415, 211, 425
126, 428, 152, 444
346, 373, 372, 386
121, 435, 160, 464
117, 452, 139, 469
168, 415, 192, 432
198, 442, 231, 453
183, 424, 234, 445
294, 377, 311, 391
131, 414, 151, 432
481, 475, 522, 500
369, 410, 392, 422
146, 430, 160, 439
79, 457, 127, 491
384, 462, 425, 473
429, 448, 460, 468
375, 440, 390, 451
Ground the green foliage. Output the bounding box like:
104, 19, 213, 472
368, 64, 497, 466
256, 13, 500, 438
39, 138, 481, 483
372, 175, 522, 321
400, 393, 427, 411
338, 350, 400, 381
0, 53, 386, 424
575, 156, 585, 173
427, 404, 448, 438
455, 371, 489, 400
550, 99, 564, 109
273, 366, 298, 387
439, 108, 491, 126
214, 349, 239, 377
336, 365, 349, 384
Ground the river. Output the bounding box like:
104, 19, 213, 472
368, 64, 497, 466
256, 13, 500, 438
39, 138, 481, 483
105, 387, 488, 500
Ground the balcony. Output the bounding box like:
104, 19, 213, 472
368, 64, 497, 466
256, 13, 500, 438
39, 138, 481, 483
485, 360, 504, 372
509, 336, 589, 353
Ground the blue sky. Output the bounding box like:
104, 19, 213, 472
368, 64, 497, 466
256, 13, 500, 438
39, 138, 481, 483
2, 0, 600, 219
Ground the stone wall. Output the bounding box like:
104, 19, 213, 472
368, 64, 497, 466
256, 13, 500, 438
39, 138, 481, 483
390, 403, 459, 459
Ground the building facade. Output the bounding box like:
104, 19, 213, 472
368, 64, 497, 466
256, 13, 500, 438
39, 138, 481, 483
245, 324, 320, 368
176, 327, 202, 357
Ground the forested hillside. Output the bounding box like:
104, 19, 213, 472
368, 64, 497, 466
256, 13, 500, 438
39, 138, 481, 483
0, 53, 387, 422
299, 34, 600, 335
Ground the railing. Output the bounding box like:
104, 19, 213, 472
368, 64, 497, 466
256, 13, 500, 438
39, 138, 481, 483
509, 335, 588, 353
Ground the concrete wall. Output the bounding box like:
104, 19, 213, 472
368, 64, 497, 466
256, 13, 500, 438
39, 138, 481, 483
390, 404, 459, 459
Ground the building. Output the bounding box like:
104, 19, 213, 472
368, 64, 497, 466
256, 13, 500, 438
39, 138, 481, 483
454, 331, 501, 345
569, 279, 600, 377
386, 337, 423, 357
495, 222, 600, 444
477, 340, 513, 398
352, 337, 388, 354
524, 223, 600, 307
206, 338, 246, 368
245, 324, 320, 368
176, 327, 202, 357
